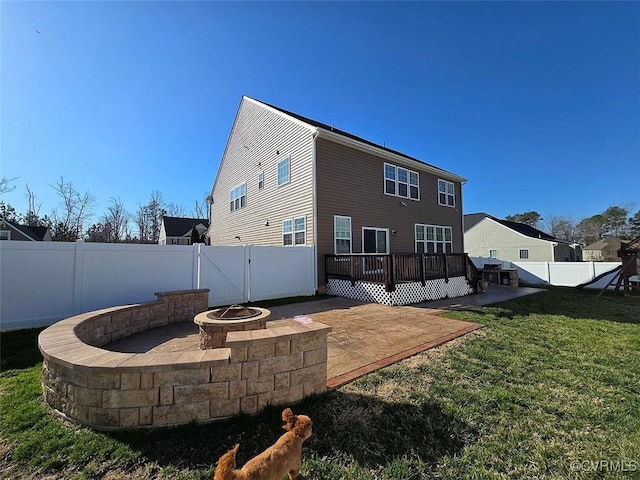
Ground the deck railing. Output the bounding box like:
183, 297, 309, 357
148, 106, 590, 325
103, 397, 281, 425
325, 253, 479, 293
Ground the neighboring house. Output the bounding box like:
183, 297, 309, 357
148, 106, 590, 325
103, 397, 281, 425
582, 238, 623, 262
159, 216, 209, 245
0, 218, 52, 241
209, 96, 467, 290
464, 213, 581, 262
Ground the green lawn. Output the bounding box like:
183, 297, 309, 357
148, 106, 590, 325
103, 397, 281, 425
1, 288, 639, 479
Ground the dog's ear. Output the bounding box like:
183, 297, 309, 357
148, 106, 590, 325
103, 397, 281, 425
293, 416, 312, 437
282, 408, 297, 431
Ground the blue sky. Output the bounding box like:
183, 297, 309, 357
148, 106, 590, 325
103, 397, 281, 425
2, 1, 639, 230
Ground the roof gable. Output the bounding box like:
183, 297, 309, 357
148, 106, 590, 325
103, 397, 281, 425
464, 213, 563, 243
162, 216, 209, 237
0, 218, 50, 241
245, 96, 465, 182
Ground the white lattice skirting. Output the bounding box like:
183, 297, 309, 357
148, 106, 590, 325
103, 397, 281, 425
327, 277, 475, 306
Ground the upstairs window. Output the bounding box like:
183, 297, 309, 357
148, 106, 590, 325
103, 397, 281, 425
277, 157, 290, 186
258, 171, 264, 190
385, 163, 419, 200
0, 230, 10, 240
489, 249, 498, 258
438, 179, 455, 207
229, 183, 246, 212
519, 249, 529, 259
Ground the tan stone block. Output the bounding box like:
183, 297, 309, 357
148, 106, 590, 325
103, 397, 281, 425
119, 408, 139, 427
242, 361, 259, 379
88, 372, 120, 389
153, 401, 209, 427
120, 373, 140, 390
303, 381, 326, 396
259, 355, 303, 375
275, 340, 290, 356
257, 385, 303, 411
210, 398, 240, 418
229, 379, 247, 399
140, 406, 153, 425
149, 316, 169, 329
303, 347, 327, 367
140, 372, 154, 389
174, 383, 228, 404
183, 292, 195, 301
246, 375, 274, 395
290, 364, 326, 386
103, 389, 158, 408
74, 387, 103, 407
240, 395, 258, 414
88, 407, 120, 427
211, 363, 241, 382
248, 342, 275, 360
154, 368, 209, 387
160, 387, 173, 405
274, 372, 290, 390
299, 331, 326, 351
290, 338, 301, 355
230, 346, 247, 363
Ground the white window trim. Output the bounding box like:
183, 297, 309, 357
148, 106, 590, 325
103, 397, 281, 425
361, 227, 390, 254
415, 223, 453, 254
277, 156, 291, 187
438, 179, 455, 207
362, 227, 390, 275
229, 182, 247, 212
334, 215, 352, 255
384, 163, 420, 201
282, 219, 293, 246
293, 216, 306, 246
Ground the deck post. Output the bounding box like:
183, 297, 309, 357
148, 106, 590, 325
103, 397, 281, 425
385, 254, 396, 292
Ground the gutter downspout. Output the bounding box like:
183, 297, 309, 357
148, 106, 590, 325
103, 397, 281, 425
311, 128, 319, 293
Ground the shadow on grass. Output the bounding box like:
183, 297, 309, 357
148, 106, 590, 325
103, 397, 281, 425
451, 287, 640, 325
0, 327, 45, 371
110, 391, 475, 472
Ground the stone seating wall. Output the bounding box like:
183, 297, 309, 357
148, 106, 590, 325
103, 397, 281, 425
38, 289, 331, 430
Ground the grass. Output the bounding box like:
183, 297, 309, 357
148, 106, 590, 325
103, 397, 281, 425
1, 288, 639, 479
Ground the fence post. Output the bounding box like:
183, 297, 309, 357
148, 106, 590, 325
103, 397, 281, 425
419, 254, 426, 286
72, 240, 85, 314
192, 243, 200, 289
443, 253, 449, 283
546, 262, 551, 285
246, 244, 252, 303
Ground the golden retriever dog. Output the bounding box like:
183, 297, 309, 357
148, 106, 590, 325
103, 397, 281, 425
213, 408, 312, 480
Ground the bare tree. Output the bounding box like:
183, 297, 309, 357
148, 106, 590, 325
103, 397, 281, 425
51, 177, 95, 241
135, 190, 165, 243
102, 197, 130, 242
165, 202, 187, 217
0, 176, 18, 195
545, 216, 576, 242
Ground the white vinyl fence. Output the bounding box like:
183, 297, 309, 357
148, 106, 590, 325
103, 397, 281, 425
0, 241, 316, 331
470, 257, 624, 288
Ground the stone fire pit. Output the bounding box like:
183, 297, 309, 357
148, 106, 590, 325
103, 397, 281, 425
194, 305, 271, 349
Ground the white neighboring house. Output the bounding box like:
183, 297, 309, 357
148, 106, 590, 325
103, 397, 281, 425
464, 213, 581, 262
158, 216, 209, 245
0, 218, 52, 242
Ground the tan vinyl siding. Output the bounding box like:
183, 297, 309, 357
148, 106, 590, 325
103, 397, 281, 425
210, 98, 315, 246
315, 137, 464, 283
464, 218, 555, 262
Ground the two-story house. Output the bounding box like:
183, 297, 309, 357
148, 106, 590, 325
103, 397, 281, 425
209, 97, 473, 304
464, 213, 581, 263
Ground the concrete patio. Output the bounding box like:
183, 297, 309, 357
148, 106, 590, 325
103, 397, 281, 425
107, 286, 544, 389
